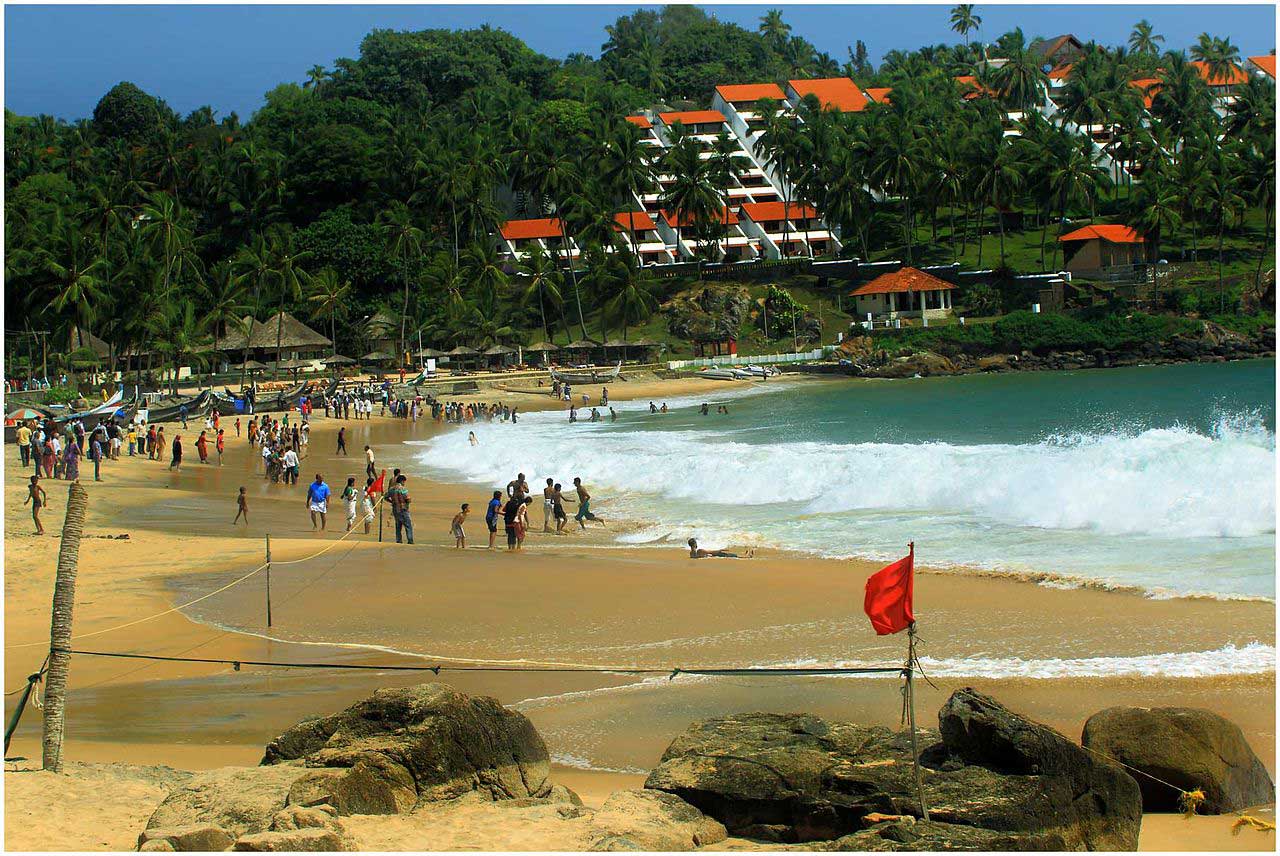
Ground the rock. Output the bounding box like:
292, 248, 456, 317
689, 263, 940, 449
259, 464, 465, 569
137, 825, 235, 852
269, 805, 341, 831
588, 790, 727, 851
829, 819, 1034, 851
138, 841, 176, 852
147, 766, 311, 836
646, 689, 1141, 850
861, 350, 955, 379
589, 836, 645, 851
287, 756, 417, 815
262, 683, 551, 806
231, 829, 351, 851
1081, 707, 1275, 813
975, 354, 1011, 371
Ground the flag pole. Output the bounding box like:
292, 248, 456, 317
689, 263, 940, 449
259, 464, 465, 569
904, 542, 929, 821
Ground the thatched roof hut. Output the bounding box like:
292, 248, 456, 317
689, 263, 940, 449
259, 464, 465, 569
214, 312, 331, 356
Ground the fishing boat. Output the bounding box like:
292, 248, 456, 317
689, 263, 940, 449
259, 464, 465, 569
143, 389, 211, 424
258, 381, 311, 413
549, 361, 622, 386
696, 368, 744, 381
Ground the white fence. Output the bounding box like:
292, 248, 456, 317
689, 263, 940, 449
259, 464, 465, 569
667, 348, 831, 370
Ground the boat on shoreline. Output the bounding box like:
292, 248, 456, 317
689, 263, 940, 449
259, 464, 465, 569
549, 361, 622, 386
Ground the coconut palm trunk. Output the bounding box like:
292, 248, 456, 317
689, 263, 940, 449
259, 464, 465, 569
42, 480, 88, 773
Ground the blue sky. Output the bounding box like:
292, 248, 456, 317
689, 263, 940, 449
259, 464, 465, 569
5, 4, 1275, 121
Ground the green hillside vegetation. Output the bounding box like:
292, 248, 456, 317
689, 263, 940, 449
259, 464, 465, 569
4, 6, 1274, 377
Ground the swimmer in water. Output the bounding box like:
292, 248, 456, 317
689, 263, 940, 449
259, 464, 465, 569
687, 538, 752, 559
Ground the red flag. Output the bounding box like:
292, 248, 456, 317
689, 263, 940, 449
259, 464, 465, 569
366, 469, 386, 496
864, 544, 914, 635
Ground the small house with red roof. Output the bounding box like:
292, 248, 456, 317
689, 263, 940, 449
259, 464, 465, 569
656, 110, 727, 142
848, 267, 956, 320
1058, 224, 1145, 277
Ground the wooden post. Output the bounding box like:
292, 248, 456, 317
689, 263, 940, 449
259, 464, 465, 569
265, 534, 273, 628
906, 620, 929, 821
42, 480, 88, 772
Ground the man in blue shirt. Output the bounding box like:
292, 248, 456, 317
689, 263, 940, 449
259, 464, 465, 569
306, 473, 331, 531
485, 490, 503, 550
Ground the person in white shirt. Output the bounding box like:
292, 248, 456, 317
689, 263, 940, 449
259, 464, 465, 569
282, 448, 300, 485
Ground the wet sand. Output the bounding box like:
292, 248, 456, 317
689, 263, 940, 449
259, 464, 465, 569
4, 385, 1275, 851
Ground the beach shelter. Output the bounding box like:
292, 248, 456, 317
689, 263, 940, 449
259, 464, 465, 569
6, 407, 47, 422
602, 339, 632, 362
446, 345, 480, 370
415, 347, 446, 359
321, 354, 355, 366
482, 345, 515, 369
525, 341, 560, 366
629, 337, 662, 361
360, 351, 395, 366
562, 339, 601, 364
232, 359, 267, 372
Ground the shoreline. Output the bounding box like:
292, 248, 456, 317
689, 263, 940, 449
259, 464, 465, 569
4, 376, 1274, 851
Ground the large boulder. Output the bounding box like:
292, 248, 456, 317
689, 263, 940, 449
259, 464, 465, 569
233, 805, 355, 851
645, 689, 1141, 850
146, 765, 311, 836
587, 790, 728, 851
137, 825, 235, 852
862, 351, 955, 379
261, 683, 551, 810
1081, 707, 1274, 813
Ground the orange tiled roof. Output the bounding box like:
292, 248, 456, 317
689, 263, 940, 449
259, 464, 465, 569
1190, 61, 1249, 87
1058, 224, 1144, 244
715, 83, 786, 103
1048, 63, 1074, 81
739, 201, 819, 222
1129, 78, 1161, 109
787, 77, 869, 112
625, 115, 652, 129
658, 110, 726, 126
955, 75, 995, 100
849, 267, 956, 297
613, 211, 657, 232
500, 218, 565, 241
660, 208, 739, 228
865, 87, 893, 104
1248, 55, 1276, 79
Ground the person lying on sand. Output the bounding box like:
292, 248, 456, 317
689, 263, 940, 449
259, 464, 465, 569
688, 538, 752, 559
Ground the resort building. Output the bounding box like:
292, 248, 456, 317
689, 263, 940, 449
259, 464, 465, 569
1058, 224, 1146, 278
711, 83, 787, 139
498, 217, 579, 265
1247, 55, 1276, 79
658, 207, 760, 261
213, 312, 332, 367
848, 266, 956, 321
613, 211, 676, 265
1032, 34, 1086, 70
785, 77, 869, 113
738, 201, 836, 258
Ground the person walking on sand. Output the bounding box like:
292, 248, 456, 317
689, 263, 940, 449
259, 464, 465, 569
485, 490, 503, 549
233, 487, 249, 525
451, 503, 469, 548
502, 493, 522, 551
235, 417, 241, 438
196, 430, 209, 464
283, 447, 300, 485
16, 421, 32, 468
169, 434, 182, 471
572, 477, 603, 529
306, 473, 330, 531
89, 433, 104, 481
387, 475, 413, 544
361, 477, 377, 534
25, 474, 48, 535
155, 427, 165, 463
216, 429, 225, 465
365, 445, 376, 480
336, 426, 347, 455
341, 477, 359, 531
515, 496, 532, 550
542, 478, 555, 532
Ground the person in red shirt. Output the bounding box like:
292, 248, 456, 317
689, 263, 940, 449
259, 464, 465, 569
196, 430, 209, 463
215, 429, 225, 466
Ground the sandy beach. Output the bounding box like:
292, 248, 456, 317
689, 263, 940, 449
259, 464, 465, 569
4, 377, 1275, 851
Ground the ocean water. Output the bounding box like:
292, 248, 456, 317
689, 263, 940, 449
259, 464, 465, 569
416, 360, 1276, 599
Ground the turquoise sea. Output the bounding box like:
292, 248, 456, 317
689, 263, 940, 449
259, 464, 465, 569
420, 360, 1276, 599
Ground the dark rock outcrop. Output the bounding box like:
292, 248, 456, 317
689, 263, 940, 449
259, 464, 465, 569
1081, 706, 1274, 813
261, 683, 551, 812
645, 688, 1142, 850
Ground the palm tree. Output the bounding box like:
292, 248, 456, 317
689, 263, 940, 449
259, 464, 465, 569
202, 260, 250, 345
1128, 20, 1164, 56
303, 65, 327, 90
306, 268, 350, 358
1200, 148, 1246, 310
139, 191, 199, 297
264, 228, 311, 377
232, 232, 272, 389
758, 9, 791, 48
158, 299, 212, 395
1047, 140, 1111, 268
529, 139, 588, 338
1191, 34, 1242, 84
517, 248, 566, 343
377, 201, 425, 364
41, 217, 106, 355
603, 258, 659, 339
949, 5, 981, 47
463, 241, 509, 310
603, 127, 656, 266
1128, 166, 1181, 265
991, 29, 1048, 111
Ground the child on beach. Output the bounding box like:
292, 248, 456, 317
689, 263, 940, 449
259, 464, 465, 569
687, 538, 751, 559
234, 487, 249, 525
361, 477, 376, 534
485, 490, 502, 549
216, 429, 225, 465
451, 503, 469, 548
25, 475, 47, 534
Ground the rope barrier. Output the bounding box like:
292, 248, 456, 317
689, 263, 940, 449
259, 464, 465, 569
52, 648, 908, 679
6, 494, 388, 652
